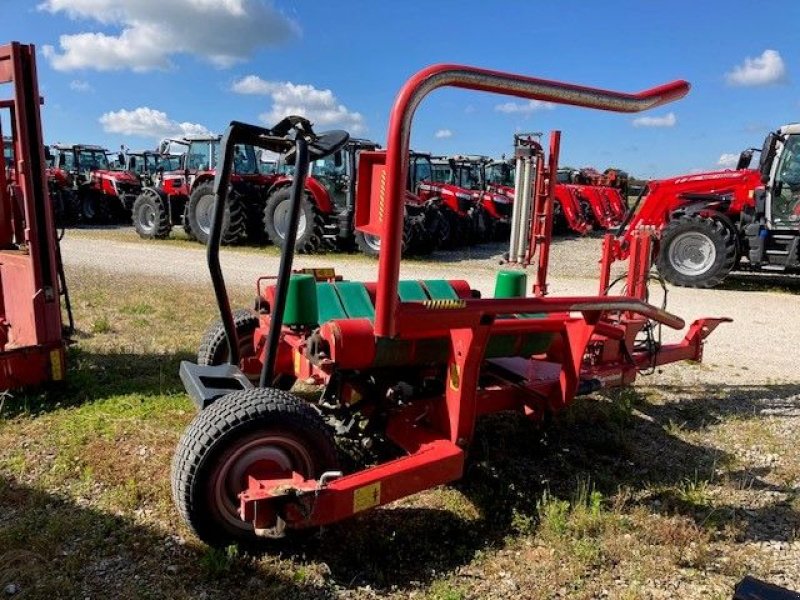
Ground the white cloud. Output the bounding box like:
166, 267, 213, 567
632, 112, 677, 128
99, 107, 210, 139
38, 0, 298, 72
726, 49, 786, 87
717, 153, 739, 168
69, 79, 92, 92
495, 99, 555, 114
231, 75, 365, 133
434, 129, 453, 139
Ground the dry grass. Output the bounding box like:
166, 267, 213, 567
0, 265, 797, 598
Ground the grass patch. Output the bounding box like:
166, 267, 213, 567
0, 263, 785, 598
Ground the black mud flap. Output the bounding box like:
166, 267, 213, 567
179, 361, 253, 410
734, 576, 800, 600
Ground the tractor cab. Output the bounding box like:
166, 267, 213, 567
762, 124, 800, 229
309, 138, 379, 213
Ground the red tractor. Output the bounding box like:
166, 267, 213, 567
557, 167, 627, 230
480, 134, 592, 236
46, 144, 141, 224
415, 153, 487, 246
263, 139, 441, 256
610, 124, 800, 288
170, 65, 725, 547
1, 42, 72, 391
131, 135, 271, 244
262, 137, 378, 253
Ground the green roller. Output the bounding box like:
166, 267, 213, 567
283, 274, 319, 327
494, 270, 527, 298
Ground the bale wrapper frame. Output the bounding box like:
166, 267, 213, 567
172, 64, 728, 546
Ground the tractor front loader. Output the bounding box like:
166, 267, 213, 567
171, 65, 727, 548
0, 42, 72, 391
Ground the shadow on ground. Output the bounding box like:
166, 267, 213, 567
1, 348, 193, 417
0, 477, 332, 600
721, 271, 800, 294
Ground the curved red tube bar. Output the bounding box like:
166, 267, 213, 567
374, 64, 690, 338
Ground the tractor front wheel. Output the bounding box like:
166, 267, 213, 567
171, 388, 339, 547
80, 191, 111, 224
263, 187, 325, 254
656, 215, 737, 288
187, 181, 247, 245
132, 188, 171, 239
354, 218, 413, 257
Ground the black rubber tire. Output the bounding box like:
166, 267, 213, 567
132, 188, 171, 239
263, 187, 325, 254
171, 387, 338, 547
196, 308, 296, 390
197, 308, 260, 368
181, 200, 196, 241
656, 215, 737, 289
80, 191, 111, 224
354, 218, 412, 257
187, 181, 247, 245
579, 199, 597, 228
552, 200, 568, 235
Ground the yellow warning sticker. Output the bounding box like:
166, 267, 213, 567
353, 482, 381, 513
50, 349, 63, 381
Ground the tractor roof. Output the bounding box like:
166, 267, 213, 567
450, 154, 490, 163
779, 123, 800, 135
181, 134, 222, 142
348, 138, 380, 149
51, 143, 108, 152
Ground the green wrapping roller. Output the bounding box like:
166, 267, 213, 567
494, 270, 527, 298
283, 274, 319, 327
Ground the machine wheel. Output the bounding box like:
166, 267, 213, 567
181, 201, 196, 241
132, 188, 171, 239
263, 187, 325, 254
187, 181, 247, 245
656, 215, 737, 288
552, 200, 568, 235
80, 191, 111, 224
197, 308, 295, 390
579, 199, 597, 228
354, 220, 412, 257
171, 387, 339, 547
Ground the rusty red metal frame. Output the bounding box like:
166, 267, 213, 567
0, 42, 66, 390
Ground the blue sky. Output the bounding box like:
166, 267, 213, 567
3, 0, 799, 178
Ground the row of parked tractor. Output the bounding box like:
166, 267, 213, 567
2, 132, 632, 256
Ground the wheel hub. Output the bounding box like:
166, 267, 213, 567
274, 198, 307, 240
211, 434, 314, 535
196, 194, 215, 235
669, 231, 717, 276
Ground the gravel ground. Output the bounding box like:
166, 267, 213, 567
61, 227, 799, 384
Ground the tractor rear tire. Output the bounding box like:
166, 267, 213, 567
171, 387, 339, 547
355, 219, 412, 257
197, 308, 295, 390
656, 215, 737, 288
132, 188, 172, 239
263, 187, 325, 254
187, 181, 247, 246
